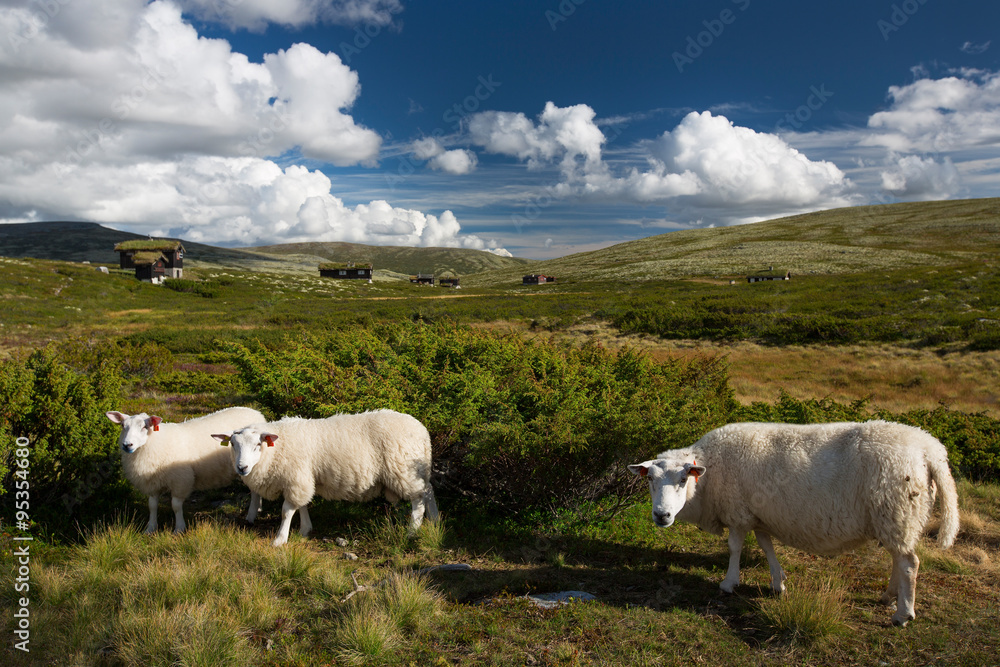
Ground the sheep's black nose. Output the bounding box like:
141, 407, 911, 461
237, 464, 249, 475
653, 511, 671, 524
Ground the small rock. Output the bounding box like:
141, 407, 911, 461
344, 552, 358, 561
334, 537, 349, 547
525, 591, 596, 609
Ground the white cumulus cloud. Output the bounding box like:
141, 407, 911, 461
412, 138, 478, 175
880, 155, 962, 199
865, 70, 1000, 154
0, 0, 499, 252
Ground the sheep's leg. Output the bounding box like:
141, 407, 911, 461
298, 505, 313, 537
245, 492, 261, 524
171, 496, 186, 534
273, 499, 298, 547
145, 496, 159, 534
408, 493, 425, 531
721, 528, 746, 593
881, 559, 901, 605
754, 530, 787, 594
890, 551, 920, 626
423, 484, 440, 522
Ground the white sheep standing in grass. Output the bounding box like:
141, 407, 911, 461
106, 407, 266, 534
628, 420, 959, 627
212, 409, 439, 547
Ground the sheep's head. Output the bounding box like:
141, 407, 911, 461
213, 428, 277, 477
627, 456, 704, 528
106, 411, 163, 454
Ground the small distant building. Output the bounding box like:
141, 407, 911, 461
319, 262, 373, 281
523, 274, 555, 285
114, 239, 185, 280
133, 252, 168, 284
410, 273, 435, 285
747, 269, 791, 283
438, 277, 460, 288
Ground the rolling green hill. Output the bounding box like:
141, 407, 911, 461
461, 198, 1000, 286
247, 241, 530, 278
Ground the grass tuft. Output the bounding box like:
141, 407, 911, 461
758, 574, 848, 645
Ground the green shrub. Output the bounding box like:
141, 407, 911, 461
162, 278, 219, 298
224, 322, 737, 518
0, 346, 131, 534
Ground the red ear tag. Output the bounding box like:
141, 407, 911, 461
264, 435, 276, 447
691, 459, 699, 483
639, 467, 649, 477
153, 424, 159, 431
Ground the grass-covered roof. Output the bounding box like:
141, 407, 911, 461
114, 239, 184, 252
319, 262, 372, 270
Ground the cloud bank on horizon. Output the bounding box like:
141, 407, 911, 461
1, 1, 998, 257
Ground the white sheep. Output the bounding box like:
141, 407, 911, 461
628, 420, 959, 626
212, 409, 439, 547
106, 407, 266, 534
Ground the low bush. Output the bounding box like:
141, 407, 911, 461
0, 346, 132, 534
224, 322, 738, 519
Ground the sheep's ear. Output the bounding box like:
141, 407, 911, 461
212, 434, 231, 446
146, 416, 163, 432
628, 463, 651, 477
106, 411, 128, 424
261, 433, 278, 447
687, 462, 706, 480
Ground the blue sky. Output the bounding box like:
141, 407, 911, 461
1, 1, 998, 258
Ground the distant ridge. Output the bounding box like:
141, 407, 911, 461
0, 221, 265, 266
0, 221, 530, 277
248, 241, 530, 278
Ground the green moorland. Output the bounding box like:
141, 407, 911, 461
2, 198, 1000, 665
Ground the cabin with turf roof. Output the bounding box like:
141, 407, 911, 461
410, 273, 435, 285
747, 267, 791, 283
319, 262, 373, 282
523, 274, 555, 285
114, 239, 185, 283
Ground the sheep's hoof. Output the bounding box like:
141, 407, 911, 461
144, 526, 157, 535
891, 611, 915, 627
719, 581, 738, 594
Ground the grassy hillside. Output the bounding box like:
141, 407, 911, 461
0, 221, 272, 267
462, 198, 1000, 286
248, 241, 530, 277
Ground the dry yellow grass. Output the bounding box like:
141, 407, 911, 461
511, 321, 1000, 417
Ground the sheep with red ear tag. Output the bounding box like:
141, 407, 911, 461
105, 407, 265, 534
213, 409, 439, 547
629, 421, 959, 627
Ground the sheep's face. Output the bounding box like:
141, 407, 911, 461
214, 428, 277, 477
627, 458, 704, 528
106, 411, 162, 454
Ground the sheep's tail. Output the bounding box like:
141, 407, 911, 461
928, 451, 960, 549
424, 483, 440, 522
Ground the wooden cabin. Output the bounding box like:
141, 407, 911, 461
438, 277, 460, 288
410, 273, 435, 285
747, 269, 791, 283
523, 274, 555, 285
319, 262, 373, 281
114, 239, 184, 279
132, 251, 168, 284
